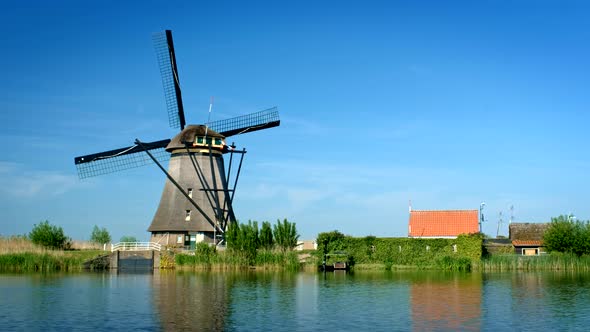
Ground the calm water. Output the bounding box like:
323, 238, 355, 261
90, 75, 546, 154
1, 270, 590, 331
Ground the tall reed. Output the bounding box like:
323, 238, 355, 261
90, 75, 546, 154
481, 254, 590, 271
0, 236, 104, 272
175, 249, 301, 271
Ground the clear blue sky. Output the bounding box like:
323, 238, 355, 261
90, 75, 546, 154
1, 0, 589, 242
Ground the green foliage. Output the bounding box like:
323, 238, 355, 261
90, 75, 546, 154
315, 231, 483, 269
255, 249, 300, 271
90, 225, 111, 244
225, 220, 260, 264
436, 256, 472, 271
481, 253, 590, 271
317, 230, 346, 256
260, 221, 274, 250
0, 250, 103, 272
273, 218, 300, 251
175, 249, 300, 271
225, 221, 240, 250
222, 218, 301, 267
186, 242, 217, 265
544, 215, 590, 256
120, 235, 138, 242
28, 220, 69, 250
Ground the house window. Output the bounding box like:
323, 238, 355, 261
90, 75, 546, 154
453, 244, 457, 252
188, 188, 193, 198
206, 137, 212, 144
197, 137, 204, 144
185, 210, 191, 221
215, 138, 222, 145
176, 235, 183, 244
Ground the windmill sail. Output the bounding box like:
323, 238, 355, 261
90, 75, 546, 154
74, 139, 171, 179
153, 30, 186, 130
209, 107, 280, 137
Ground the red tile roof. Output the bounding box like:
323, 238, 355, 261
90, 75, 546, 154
409, 210, 479, 237
512, 240, 543, 246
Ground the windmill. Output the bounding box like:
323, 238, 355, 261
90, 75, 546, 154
74, 30, 280, 247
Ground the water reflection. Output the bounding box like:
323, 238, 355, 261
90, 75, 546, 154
152, 271, 232, 331
409, 272, 482, 331
3, 270, 590, 331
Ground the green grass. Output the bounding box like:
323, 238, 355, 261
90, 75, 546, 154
175, 249, 301, 271
480, 253, 590, 271
0, 250, 104, 272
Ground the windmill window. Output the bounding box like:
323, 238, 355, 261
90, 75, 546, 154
197, 137, 204, 144
188, 188, 193, 198
185, 210, 191, 221
206, 137, 212, 144
215, 138, 222, 145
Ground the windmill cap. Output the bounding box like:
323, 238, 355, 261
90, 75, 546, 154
166, 125, 225, 151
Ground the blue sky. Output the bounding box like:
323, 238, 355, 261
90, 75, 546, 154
1, 0, 589, 241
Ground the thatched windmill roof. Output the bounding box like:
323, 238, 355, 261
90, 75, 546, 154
166, 125, 224, 152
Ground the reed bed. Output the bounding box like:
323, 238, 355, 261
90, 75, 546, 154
0, 236, 104, 272
175, 249, 301, 271
480, 254, 590, 271
0, 236, 48, 254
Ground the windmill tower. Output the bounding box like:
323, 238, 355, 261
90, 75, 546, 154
74, 30, 280, 247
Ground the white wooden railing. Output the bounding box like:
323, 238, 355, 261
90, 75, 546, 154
111, 242, 162, 252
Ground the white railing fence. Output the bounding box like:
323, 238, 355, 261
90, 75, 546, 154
111, 242, 162, 252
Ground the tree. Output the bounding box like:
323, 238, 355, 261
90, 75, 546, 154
316, 230, 346, 256
120, 235, 138, 243
544, 214, 590, 256
273, 218, 299, 251
259, 221, 274, 250
90, 225, 111, 244
29, 220, 68, 249
226, 221, 240, 250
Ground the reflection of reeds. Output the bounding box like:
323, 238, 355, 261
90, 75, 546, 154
0, 236, 102, 272
481, 254, 590, 271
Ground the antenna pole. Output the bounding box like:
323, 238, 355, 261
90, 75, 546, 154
205, 96, 214, 138
497, 211, 503, 238
479, 202, 485, 233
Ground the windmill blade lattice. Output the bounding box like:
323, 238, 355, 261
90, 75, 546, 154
153, 30, 186, 130
210, 107, 280, 137
74, 139, 171, 179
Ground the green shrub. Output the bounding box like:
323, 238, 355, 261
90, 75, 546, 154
29, 220, 69, 250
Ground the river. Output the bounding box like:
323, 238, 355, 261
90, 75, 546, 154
1, 270, 589, 331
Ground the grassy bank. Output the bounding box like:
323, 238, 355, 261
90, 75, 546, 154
480, 253, 590, 271
0, 236, 104, 272
0, 251, 103, 272
174, 248, 302, 271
